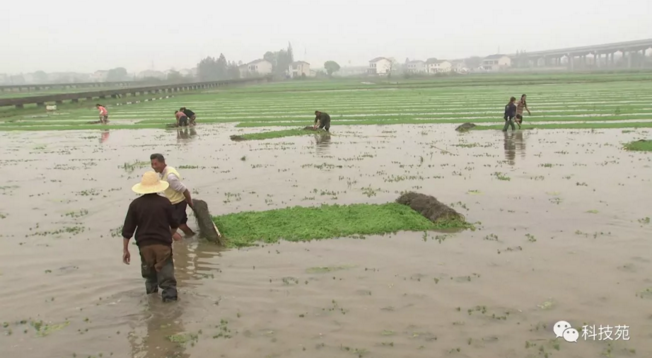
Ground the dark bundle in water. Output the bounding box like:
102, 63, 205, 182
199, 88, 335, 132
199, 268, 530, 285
230, 135, 245, 141
396, 192, 464, 223
303, 126, 319, 131
455, 123, 476, 132
191, 199, 224, 245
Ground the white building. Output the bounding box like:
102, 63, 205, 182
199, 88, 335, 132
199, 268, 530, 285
239, 59, 273, 77
405, 60, 426, 74
289, 61, 311, 78
425, 59, 452, 74
482, 55, 512, 71
451, 60, 469, 73
368, 57, 392, 75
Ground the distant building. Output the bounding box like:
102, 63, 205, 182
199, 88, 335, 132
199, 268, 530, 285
239, 59, 273, 77
336, 66, 368, 77
136, 70, 166, 80
451, 60, 469, 73
426, 59, 452, 74
91, 70, 109, 82
289, 61, 311, 78
482, 55, 512, 71
405, 60, 426, 74
368, 57, 392, 75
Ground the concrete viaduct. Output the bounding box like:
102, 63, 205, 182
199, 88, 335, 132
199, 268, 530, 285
0, 76, 271, 109
1, 80, 145, 93
510, 39, 652, 69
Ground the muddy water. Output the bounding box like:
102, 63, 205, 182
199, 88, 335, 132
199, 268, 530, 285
1, 124, 651, 358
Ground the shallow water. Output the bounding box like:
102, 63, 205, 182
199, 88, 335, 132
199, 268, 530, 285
0, 124, 651, 358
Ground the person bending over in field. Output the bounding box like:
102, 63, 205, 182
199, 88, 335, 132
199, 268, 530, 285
180, 107, 196, 126
515, 94, 531, 129
96, 104, 109, 124
313, 111, 331, 132
175, 110, 188, 127
503, 97, 517, 132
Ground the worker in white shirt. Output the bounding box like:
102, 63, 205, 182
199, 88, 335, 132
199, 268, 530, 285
149, 153, 196, 237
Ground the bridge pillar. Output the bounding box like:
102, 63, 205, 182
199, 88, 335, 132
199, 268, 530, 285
627, 51, 632, 68
72, 99, 79, 103
15, 104, 24, 109
56, 100, 63, 105
37, 102, 45, 107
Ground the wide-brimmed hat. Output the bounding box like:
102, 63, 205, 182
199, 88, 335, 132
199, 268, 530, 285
132, 171, 169, 194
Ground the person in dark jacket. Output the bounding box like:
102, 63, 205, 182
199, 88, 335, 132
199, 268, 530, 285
313, 111, 331, 131
180, 107, 196, 126
503, 97, 517, 132
122, 171, 181, 302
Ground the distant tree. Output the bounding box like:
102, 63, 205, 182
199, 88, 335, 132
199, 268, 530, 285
324, 61, 341, 76
106, 67, 129, 82
262, 42, 295, 78
197, 57, 219, 81
141, 77, 163, 84
197, 54, 231, 81
216, 54, 228, 79
387, 57, 399, 78
227, 61, 241, 79
33, 71, 49, 83
167, 70, 184, 82
465, 56, 482, 69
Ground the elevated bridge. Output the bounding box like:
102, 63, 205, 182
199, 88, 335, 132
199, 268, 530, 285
510, 39, 652, 69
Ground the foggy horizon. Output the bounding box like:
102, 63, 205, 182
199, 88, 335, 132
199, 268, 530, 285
2, 0, 651, 74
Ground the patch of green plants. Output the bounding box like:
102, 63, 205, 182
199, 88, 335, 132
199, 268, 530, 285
624, 140, 652, 152
231, 128, 329, 141
212, 202, 471, 247
471, 122, 652, 131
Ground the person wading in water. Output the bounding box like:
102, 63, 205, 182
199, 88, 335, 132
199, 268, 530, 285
122, 171, 180, 302
503, 97, 517, 132
150, 153, 196, 237
515, 94, 531, 129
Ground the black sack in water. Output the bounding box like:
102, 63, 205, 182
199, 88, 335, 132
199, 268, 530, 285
396, 192, 464, 223
191, 199, 224, 245
455, 123, 476, 132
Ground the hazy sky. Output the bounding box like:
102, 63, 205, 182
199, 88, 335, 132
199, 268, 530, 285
2, 0, 651, 74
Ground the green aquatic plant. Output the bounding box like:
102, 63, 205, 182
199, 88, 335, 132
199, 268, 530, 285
213, 203, 472, 247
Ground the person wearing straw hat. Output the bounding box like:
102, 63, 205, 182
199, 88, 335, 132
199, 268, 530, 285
122, 171, 180, 302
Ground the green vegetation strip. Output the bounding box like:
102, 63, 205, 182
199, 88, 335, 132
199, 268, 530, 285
232, 128, 328, 140
212, 203, 470, 247
624, 140, 652, 152
470, 122, 652, 131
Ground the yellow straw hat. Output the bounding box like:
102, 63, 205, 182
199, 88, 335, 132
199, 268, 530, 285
132, 171, 169, 194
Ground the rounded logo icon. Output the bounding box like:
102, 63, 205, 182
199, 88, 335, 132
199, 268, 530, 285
553, 321, 572, 338
563, 328, 580, 343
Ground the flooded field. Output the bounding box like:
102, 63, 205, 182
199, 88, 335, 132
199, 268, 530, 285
1, 124, 651, 358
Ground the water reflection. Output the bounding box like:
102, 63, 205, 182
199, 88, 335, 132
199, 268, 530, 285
128, 240, 222, 358
173, 239, 223, 286
315, 133, 332, 155
100, 130, 110, 144
128, 300, 190, 358
503, 131, 526, 165
176, 127, 197, 144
